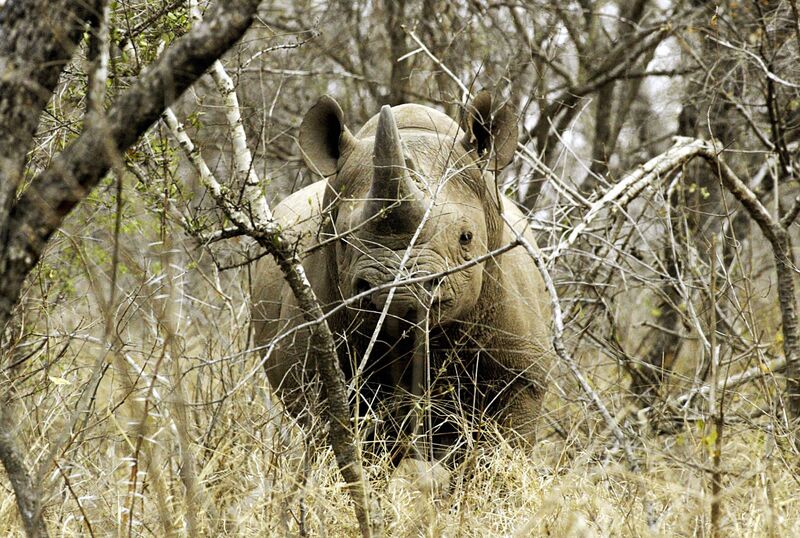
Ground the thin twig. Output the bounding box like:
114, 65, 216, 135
501, 212, 657, 528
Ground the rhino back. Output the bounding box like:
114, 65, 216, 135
356, 103, 461, 140
250, 180, 330, 387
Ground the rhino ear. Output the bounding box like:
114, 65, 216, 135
461, 90, 518, 171
299, 95, 357, 177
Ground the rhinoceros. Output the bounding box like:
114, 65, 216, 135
251, 91, 553, 456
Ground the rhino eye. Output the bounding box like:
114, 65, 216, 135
459, 231, 473, 246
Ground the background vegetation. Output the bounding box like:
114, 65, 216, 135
2, 0, 800, 535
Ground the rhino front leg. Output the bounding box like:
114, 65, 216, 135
474, 340, 548, 448
493, 380, 544, 448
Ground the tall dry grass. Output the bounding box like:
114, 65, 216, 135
1, 190, 798, 536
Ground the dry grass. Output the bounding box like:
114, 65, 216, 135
2, 333, 798, 537
3, 392, 798, 537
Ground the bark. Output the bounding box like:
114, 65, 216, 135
0, 0, 104, 246
382, 0, 411, 106
0, 399, 49, 538
421, 0, 458, 115
770, 228, 800, 419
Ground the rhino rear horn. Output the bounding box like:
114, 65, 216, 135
298, 95, 357, 177
461, 90, 518, 171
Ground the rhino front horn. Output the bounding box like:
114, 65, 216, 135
365, 105, 426, 231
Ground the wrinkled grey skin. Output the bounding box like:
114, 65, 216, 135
251, 92, 554, 453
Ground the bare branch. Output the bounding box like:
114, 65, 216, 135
501, 212, 657, 529
667, 356, 787, 412
0, 0, 104, 243
0, 400, 49, 538
707, 35, 800, 90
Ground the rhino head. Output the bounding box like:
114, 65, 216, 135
298, 92, 517, 335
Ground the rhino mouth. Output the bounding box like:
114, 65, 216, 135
351, 275, 453, 338
383, 308, 421, 339
356, 292, 423, 339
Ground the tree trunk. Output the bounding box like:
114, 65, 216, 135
0, 0, 104, 247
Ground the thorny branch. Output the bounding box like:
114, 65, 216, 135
502, 212, 657, 528
396, 25, 800, 516
550, 135, 800, 425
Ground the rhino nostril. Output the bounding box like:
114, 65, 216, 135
354, 278, 373, 296
422, 275, 443, 293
